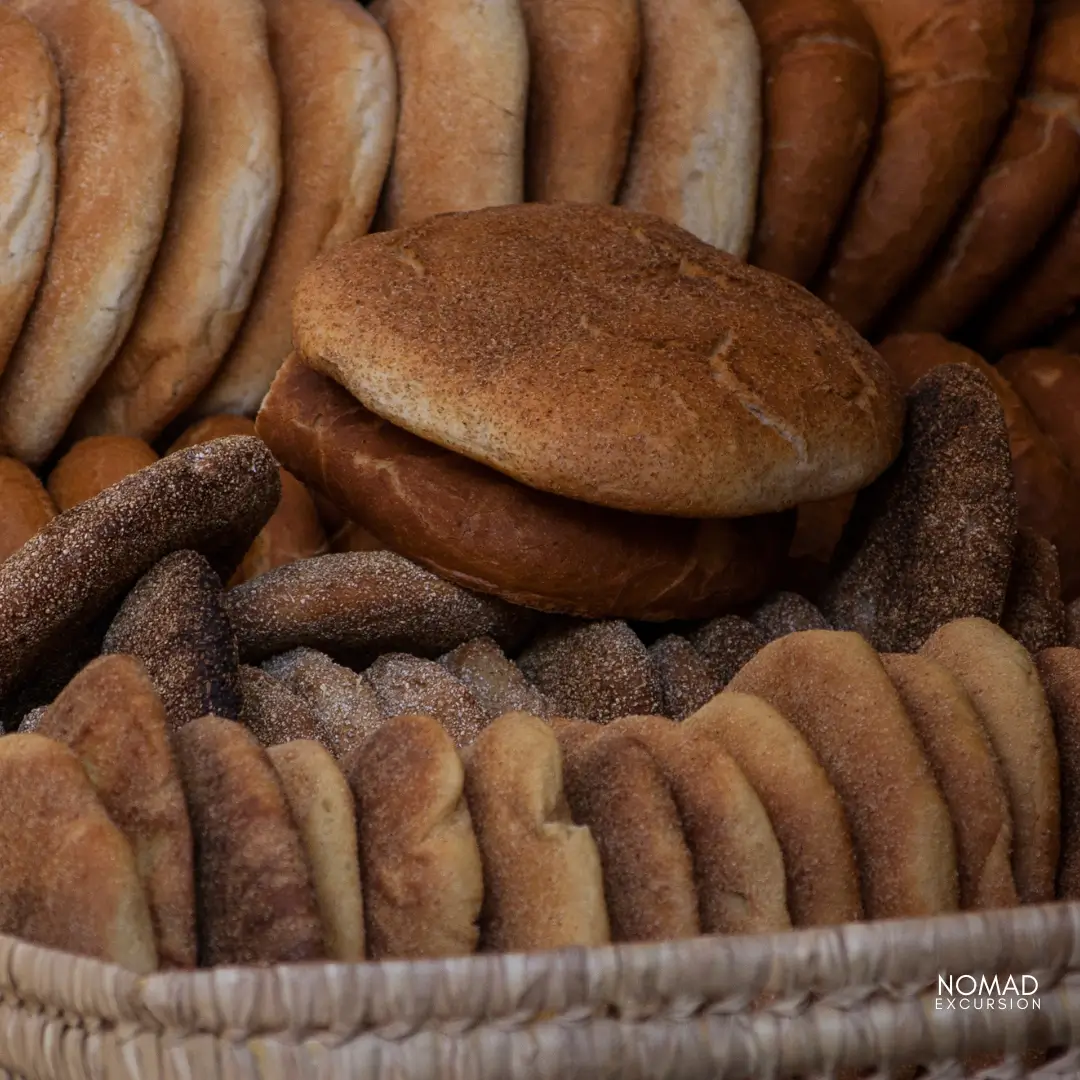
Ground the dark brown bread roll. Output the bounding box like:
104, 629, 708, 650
439, 637, 551, 720
1001, 529, 1067, 654
647, 634, 721, 721
238, 665, 319, 747
998, 348, 1080, 477
688, 615, 767, 687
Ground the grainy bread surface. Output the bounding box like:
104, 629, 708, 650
439, 637, 551, 721
0, 0, 183, 465
689, 615, 766, 686
294, 203, 904, 518
647, 634, 721, 721
238, 665, 319, 746
195, 0, 395, 418
1001, 529, 1067, 654
0, 8, 58, 378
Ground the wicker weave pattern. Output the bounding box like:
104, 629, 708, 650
0, 903, 1077, 1078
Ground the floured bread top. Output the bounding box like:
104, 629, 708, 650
293, 202, 903, 518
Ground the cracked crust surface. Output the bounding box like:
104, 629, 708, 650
293, 203, 903, 518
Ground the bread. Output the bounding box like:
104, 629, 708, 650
0, 8, 58, 378
975, 191, 1080, 356
0, 436, 279, 701
267, 740, 364, 962
70, 0, 281, 441
37, 655, 196, 967
225, 551, 534, 664
256, 355, 793, 619
998, 348, 1080, 477
261, 647, 384, 759
238, 665, 319, 746
684, 692, 863, 927
728, 631, 959, 919
0, 734, 157, 972
880, 653, 1018, 911
462, 713, 610, 952
875, 334, 1080, 597
521, 0, 639, 204
0, 455, 55, 562
822, 364, 1018, 652
743, 0, 880, 284
439, 637, 551, 721
609, 714, 792, 934
517, 621, 663, 724
343, 713, 484, 959
784, 492, 856, 597
329, 520, 385, 554
554, 721, 700, 942
0, 0, 183, 466
365, 653, 488, 747
293, 203, 904, 518
1032, 647, 1080, 898
816, 0, 1033, 333
166, 414, 258, 452
47, 436, 159, 511
888, 0, 1080, 336
1001, 528, 1067, 654
193, 0, 395, 419
646, 634, 722, 721
689, 615, 767, 686
368, 0, 527, 229
618, 0, 760, 256
750, 591, 830, 640
174, 716, 325, 964
922, 618, 1060, 905
103, 551, 241, 729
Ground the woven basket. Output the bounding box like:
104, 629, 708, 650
1, 902, 1078, 1079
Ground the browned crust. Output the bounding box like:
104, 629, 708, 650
728, 630, 959, 919
0, 455, 55, 562
998, 348, 1080, 477
647, 634, 721, 722
255, 355, 793, 620
1001, 528, 1067, 655
47, 436, 159, 511
293, 203, 904, 518
439, 637, 551, 721
238, 665, 319, 747
38, 654, 197, 967
744, 0, 881, 284
816, 0, 1033, 333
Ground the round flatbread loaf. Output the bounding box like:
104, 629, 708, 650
293, 203, 904, 518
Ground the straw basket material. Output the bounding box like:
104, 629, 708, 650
0, 902, 1079, 1079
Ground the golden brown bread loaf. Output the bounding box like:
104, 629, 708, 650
47, 436, 159, 512
256, 355, 793, 619
889, 0, 1080, 336
0, 8, 58, 379
194, 0, 396, 419
0, 455, 55, 562
728, 631, 960, 919
369, 0, 527, 229
521, 0, 639, 204
998, 348, 1080, 478
743, 0, 880, 284
817, 0, 1033, 333
70, 0, 282, 441
876, 334, 1080, 597
618, 0, 760, 256
0, 0, 183, 466
293, 203, 904, 518
37, 655, 196, 968
0, 734, 157, 972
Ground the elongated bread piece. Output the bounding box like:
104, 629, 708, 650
0, 0, 183, 466
880, 653, 1018, 911
728, 630, 959, 919
890, 0, 1080, 335
743, 0, 880, 284
922, 618, 1061, 905
684, 692, 863, 927
618, 0, 761, 256
463, 712, 610, 952
194, 0, 396, 418
70, 0, 281, 441
521, 0, 639, 204
0, 8, 59, 378
369, 0, 527, 229
817, 0, 1033, 333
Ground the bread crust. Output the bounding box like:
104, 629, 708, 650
70, 0, 282, 441
744, 0, 880, 284
618, 0, 761, 256
889, 0, 1080, 335
0, 8, 59, 378
0, 455, 55, 563
256, 355, 793, 619
47, 436, 159, 512
293, 203, 904, 518
999, 348, 1080, 477
817, 0, 1033, 333
0, 0, 183, 465
521, 0, 639, 204
370, 0, 527, 229
194, 0, 396, 418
